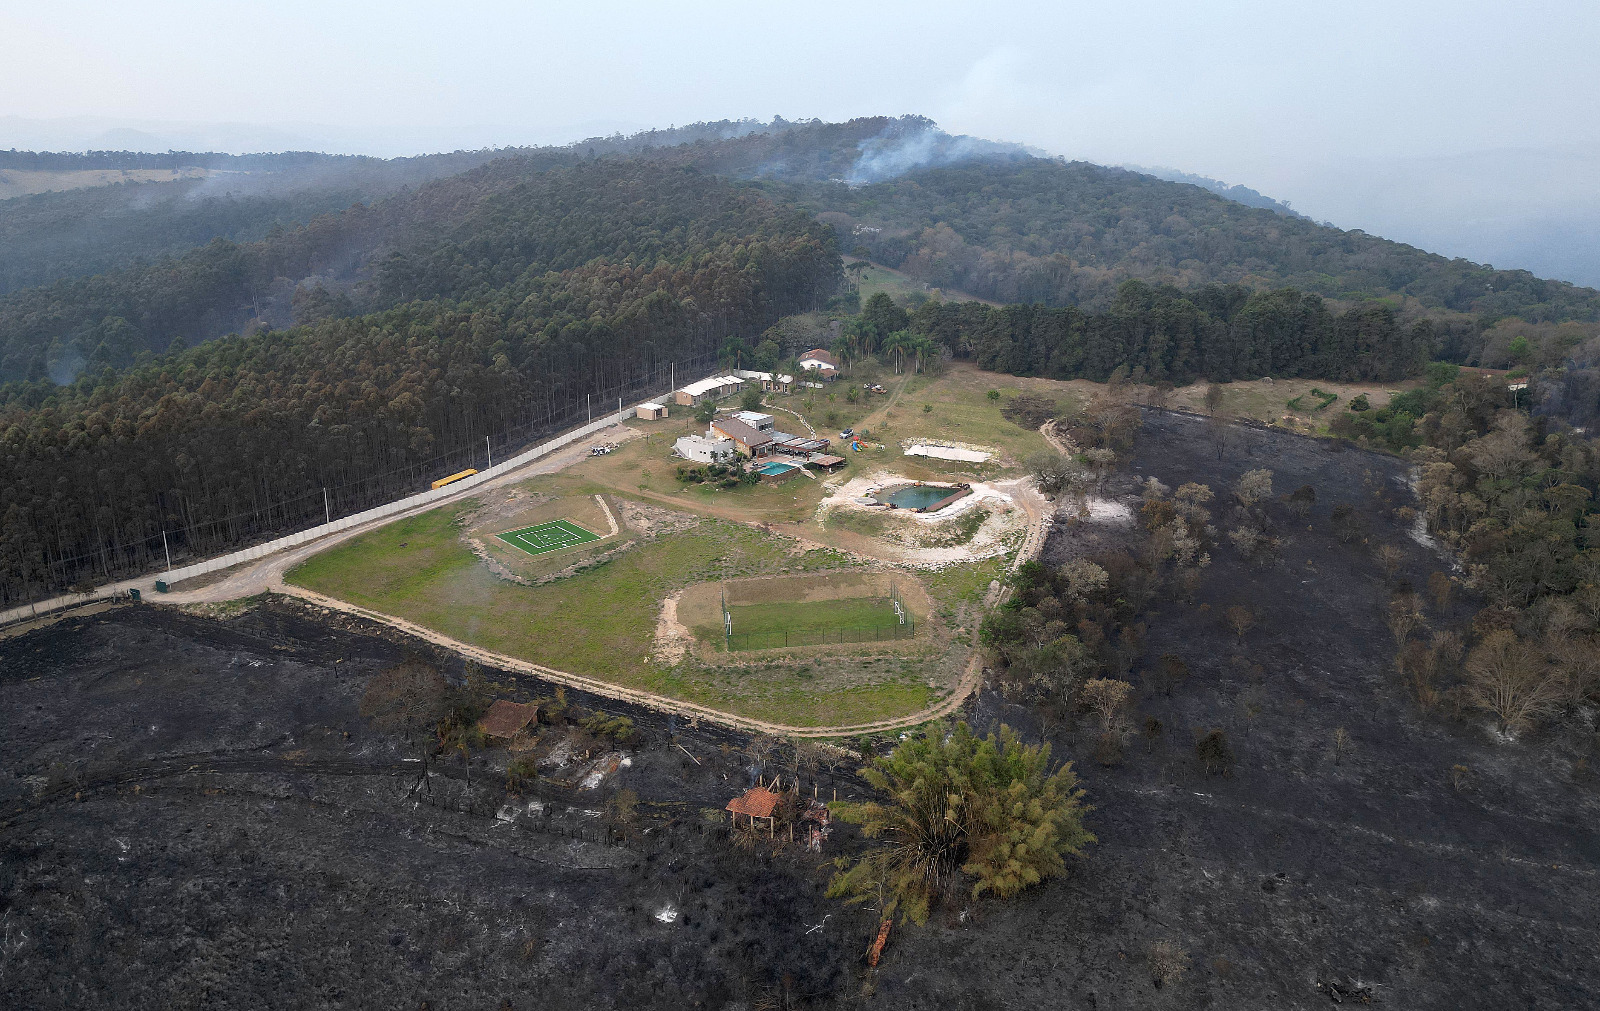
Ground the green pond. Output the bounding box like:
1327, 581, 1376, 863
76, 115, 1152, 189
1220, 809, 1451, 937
876, 484, 955, 510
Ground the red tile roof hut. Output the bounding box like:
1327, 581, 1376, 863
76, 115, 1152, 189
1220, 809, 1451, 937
726, 784, 782, 833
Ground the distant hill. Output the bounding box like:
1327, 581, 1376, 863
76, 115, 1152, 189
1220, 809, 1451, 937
2, 114, 1598, 386
1120, 164, 1306, 218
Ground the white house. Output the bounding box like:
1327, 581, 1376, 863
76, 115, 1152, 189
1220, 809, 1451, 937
798, 348, 839, 380
673, 433, 736, 463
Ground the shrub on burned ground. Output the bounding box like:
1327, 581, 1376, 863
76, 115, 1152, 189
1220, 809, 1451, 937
581, 710, 636, 742
1148, 940, 1191, 988
1195, 728, 1235, 776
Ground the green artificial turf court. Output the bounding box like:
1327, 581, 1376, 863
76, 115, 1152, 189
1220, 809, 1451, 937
495, 519, 601, 556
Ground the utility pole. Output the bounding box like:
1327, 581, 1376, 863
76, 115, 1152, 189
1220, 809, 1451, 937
486, 436, 492, 469
162, 531, 171, 572
618, 396, 622, 416
587, 393, 591, 423
323, 487, 330, 524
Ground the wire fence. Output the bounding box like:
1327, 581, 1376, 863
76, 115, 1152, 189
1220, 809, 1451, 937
725, 622, 918, 652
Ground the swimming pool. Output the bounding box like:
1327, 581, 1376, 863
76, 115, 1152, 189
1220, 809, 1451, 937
875, 484, 957, 510
756, 461, 799, 476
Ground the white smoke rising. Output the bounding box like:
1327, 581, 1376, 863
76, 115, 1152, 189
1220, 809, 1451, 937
47, 348, 85, 386
843, 117, 1035, 187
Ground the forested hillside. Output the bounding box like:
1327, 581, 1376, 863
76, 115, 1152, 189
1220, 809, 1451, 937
0, 147, 548, 296
0, 162, 836, 604
787, 158, 1600, 323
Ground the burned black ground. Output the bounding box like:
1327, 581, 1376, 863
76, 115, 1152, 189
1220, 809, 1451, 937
0, 603, 872, 1010
868, 411, 1600, 1009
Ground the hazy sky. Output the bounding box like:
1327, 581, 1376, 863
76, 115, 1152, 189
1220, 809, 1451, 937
4, 0, 1599, 281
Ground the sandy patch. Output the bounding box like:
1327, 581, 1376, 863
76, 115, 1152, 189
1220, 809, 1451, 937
904, 441, 994, 463
653, 590, 694, 665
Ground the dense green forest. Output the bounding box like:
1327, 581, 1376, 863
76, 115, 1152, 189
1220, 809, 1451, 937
901, 282, 1444, 382
0, 162, 837, 604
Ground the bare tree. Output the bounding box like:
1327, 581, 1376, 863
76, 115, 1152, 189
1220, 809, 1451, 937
1465, 630, 1568, 734
1235, 469, 1274, 508
1387, 594, 1426, 647
1331, 726, 1352, 765
1375, 544, 1407, 582
1223, 605, 1257, 639
361, 658, 450, 751
1081, 678, 1134, 732
1287, 484, 1316, 520
1147, 653, 1190, 697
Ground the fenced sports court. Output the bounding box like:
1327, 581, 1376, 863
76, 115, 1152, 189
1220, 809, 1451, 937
496, 519, 600, 557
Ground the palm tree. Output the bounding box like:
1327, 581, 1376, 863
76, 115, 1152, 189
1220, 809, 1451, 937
883, 330, 914, 374
830, 333, 854, 375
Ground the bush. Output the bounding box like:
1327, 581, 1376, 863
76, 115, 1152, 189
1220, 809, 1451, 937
505, 756, 539, 792
1195, 729, 1235, 776
1348, 393, 1371, 412
581, 711, 636, 742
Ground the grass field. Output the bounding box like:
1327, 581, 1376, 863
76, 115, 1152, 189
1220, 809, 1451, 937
720, 597, 909, 651
286, 502, 947, 726
495, 519, 600, 556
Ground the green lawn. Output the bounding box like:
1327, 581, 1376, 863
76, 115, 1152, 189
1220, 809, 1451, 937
285, 502, 937, 727
728, 596, 898, 634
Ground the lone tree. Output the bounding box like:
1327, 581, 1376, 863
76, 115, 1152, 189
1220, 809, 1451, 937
1235, 469, 1274, 508
1287, 484, 1316, 519
361, 658, 450, 745
740, 385, 765, 412
1223, 604, 1257, 639
361, 657, 451, 792
1026, 450, 1073, 496
1465, 630, 1568, 735
828, 723, 1094, 924
1081, 678, 1134, 732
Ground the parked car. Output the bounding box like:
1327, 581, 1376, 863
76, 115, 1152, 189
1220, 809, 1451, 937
840, 428, 854, 438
